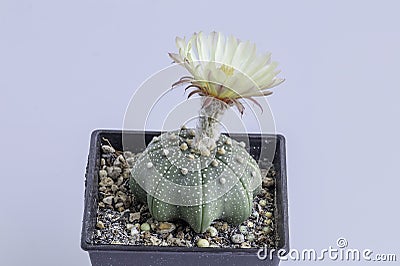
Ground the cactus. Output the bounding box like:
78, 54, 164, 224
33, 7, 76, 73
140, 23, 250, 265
130, 127, 262, 233
129, 32, 284, 233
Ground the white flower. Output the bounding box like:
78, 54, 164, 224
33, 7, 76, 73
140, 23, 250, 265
169, 31, 284, 112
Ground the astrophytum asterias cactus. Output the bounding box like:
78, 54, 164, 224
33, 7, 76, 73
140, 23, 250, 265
130, 128, 262, 233
130, 31, 284, 233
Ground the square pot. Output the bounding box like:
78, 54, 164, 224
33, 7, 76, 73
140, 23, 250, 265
81, 130, 289, 266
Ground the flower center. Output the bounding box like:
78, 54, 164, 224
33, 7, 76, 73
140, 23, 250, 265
220, 64, 235, 76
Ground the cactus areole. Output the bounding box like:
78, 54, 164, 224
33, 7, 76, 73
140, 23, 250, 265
130, 32, 284, 233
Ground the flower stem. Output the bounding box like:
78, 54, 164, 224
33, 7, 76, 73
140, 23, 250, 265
194, 97, 228, 156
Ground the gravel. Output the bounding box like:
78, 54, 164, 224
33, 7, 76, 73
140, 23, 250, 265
93, 138, 278, 249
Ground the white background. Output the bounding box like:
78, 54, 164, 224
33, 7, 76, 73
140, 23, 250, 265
1, 0, 399, 265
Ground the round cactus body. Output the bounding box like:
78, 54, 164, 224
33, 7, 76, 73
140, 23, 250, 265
130, 128, 262, 233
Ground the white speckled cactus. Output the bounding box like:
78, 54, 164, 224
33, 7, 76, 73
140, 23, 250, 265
130, 32, 284, 233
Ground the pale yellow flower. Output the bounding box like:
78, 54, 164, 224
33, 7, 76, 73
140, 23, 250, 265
169, 31, 284, 113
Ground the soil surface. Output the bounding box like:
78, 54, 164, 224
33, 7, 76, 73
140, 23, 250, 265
93, 138, 278, 249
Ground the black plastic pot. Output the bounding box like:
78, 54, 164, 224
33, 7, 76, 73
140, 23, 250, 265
81, 130, 289, 266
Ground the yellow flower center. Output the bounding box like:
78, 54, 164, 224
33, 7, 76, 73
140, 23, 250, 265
220, 64, 235, 76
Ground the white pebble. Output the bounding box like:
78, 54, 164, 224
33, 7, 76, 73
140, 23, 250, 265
126, 157, 135, 167
219, 177, 226, 185
101, 145, 115, 153
239, 141, 246, 148
126, 224, 134, 230
186, 139, 193, 146
197, 239, 210, 247
181, 168, 188, 175
206, 226, 218, 237
102, 196, 114, 205
129, 212, 141, 222
123, 151, 134, 158
187, 154, 195, 160
146, 162, 153, 168
217, 147, 226, 155
259, 199, 267, 207
96, 221, 105, 229
163, 149, 170, 156
180, 143, 188, 151
231, 234, 245, 244
130, 228, 139, 236
99, 169, 107, 178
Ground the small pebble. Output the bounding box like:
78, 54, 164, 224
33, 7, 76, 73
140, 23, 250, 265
239, 226, 248, 235
116, 176, 124, 186
131, 227, 139, 236
162, 149, 169, 156
265, 211, 273, 218
211, 159, 219, 167
111, 184, 119, 192
116, 191, 128, 202
102, 196, 114, 205
146, 162, 153, 168
197, 239, 210, 247
239, 141, 246, 148
246, 233, 255, 242
99, 177, 114, 187
158, 222, 176, 234
241, 242, 251, 249
225, 138, 232, 145
99, 169, 107, 178
263, 177, 275, 187
200, 148, 211, 157
206, 226, 218, 237
115, 202, 124, 208
259, 199, 267, 207
187, 154, 195, 160
180, 143, 188, 151
262, 226, 272, 234
252, 211, 259, 220
247, 221, 254, 228
140, 223, 151, 232
129, 212, 140, 222
126, 224, 134, 230
123, 151, 134, 158
181, 168, 188, 175
126, 157, 135, 167
102, 145, 115, 153
217, 147, 226, 155
96, 221, 105, 229
219, 177, 226, 185
231, 234, 245, 244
